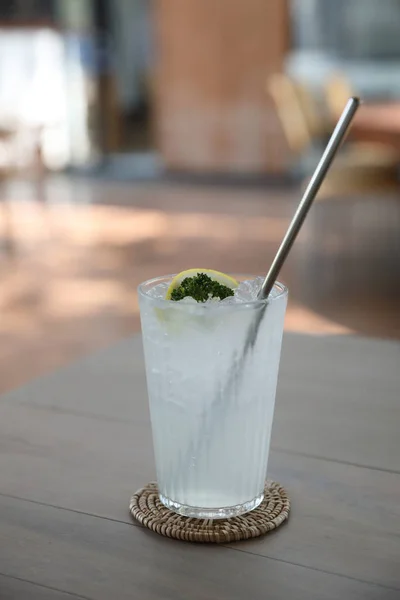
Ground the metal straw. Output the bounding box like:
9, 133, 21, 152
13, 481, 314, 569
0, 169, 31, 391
179, 97, 361, 490
258, 96, 361, 301
233, 96, 361, 361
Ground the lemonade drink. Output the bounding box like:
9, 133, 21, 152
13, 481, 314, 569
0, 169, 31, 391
138, 273, 287, 519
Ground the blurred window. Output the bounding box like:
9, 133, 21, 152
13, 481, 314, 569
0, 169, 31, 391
0, 0, 55, 21
291, 0, 400, 60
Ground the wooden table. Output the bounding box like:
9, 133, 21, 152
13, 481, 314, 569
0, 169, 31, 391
0, 334, 399, 599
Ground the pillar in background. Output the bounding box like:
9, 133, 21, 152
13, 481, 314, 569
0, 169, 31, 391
153, 0, 289, 174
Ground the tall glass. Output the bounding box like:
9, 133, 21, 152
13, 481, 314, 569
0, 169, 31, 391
138, 275, 288, 519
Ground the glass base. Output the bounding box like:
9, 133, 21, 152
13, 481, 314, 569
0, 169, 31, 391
159, 492, 264, 519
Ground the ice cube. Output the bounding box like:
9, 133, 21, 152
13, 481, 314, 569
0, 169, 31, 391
147, 282, 170, 299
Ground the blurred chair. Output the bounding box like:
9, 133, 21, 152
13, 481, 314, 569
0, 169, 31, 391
268, 73, 312, 157
267, 73, 399, 199
324, 72, 355, 121
293, 80, 331, 142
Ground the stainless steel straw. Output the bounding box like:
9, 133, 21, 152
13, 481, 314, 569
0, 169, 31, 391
258, 96, 361, 301
235, 96, 361, 362
179, 97, 361, 488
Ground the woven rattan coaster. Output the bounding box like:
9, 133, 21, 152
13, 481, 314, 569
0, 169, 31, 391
129, 481, 290, 543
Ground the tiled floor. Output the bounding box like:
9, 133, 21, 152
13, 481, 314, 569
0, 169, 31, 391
1, 175, 399, 393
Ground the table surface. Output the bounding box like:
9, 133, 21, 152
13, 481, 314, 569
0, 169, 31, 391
0, 333, 399, 599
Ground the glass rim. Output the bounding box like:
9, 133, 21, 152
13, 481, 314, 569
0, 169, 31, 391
137, 274, 288, 310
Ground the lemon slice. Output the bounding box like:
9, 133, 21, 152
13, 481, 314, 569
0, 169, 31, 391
166, 268, 238, 300
155, 269, 238, 333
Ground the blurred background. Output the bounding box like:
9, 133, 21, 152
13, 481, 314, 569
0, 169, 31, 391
1, 0, 400, 392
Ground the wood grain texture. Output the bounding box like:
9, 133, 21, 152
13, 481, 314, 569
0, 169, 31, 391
0, 495, 398, 600
0, 574, 89, 599
0, 333, 399, 597
0, 335, 399, 591
274, 334, 400, 472
248, 452, 400, 589
0, 442, 398, 589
